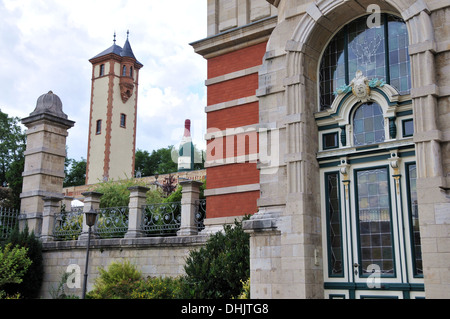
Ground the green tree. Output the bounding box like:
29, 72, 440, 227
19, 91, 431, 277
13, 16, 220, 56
0, 110, 26, 209
64, 158, 87, 187
134, 149, 152, 177
5, 157, 24, 210
135, 145, 204, 177
152, 146, 178, 174
135, 146, 178, 177
0, 187, 13, 209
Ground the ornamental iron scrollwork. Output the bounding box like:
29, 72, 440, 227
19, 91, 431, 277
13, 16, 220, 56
96, 206, 129, 238
195, 199, 206, 232
141, 202, 181, 236
53, 206, 83, 241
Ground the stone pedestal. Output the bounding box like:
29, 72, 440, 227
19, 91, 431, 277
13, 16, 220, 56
125, 186, 149, 238
40, 197, 62, 243
177, 180, 203, 236
78, 192, 103, 241
20, 91, 75, 236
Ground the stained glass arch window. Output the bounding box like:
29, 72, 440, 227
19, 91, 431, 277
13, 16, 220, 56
319, 14, 410, 111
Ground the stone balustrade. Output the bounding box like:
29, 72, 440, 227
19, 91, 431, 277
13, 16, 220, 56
38, 180, 205, 242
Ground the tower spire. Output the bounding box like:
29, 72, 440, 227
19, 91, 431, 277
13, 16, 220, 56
113, 31, 116, 44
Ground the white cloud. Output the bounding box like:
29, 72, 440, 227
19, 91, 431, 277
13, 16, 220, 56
0, 0, 207, 161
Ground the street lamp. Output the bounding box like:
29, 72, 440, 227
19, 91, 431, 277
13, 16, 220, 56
82, 207, 97, 299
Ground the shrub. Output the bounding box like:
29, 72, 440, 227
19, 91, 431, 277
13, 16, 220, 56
236, 278, 250, 299
146, 187, 165, 204
130, 276, 184, 299
0, 243, 32, 288
91, 178, 168, 208
163, 184, 182, 203
2, 226, 43, 298
163, 179, 206, 203
91, 178, 146, 208
182, 216, 250, 299
87, 260, 142, 299
87, 260, 185, 299
54, 209, 83, 240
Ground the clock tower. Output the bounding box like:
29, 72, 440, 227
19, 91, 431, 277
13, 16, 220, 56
86, 32, 143, 184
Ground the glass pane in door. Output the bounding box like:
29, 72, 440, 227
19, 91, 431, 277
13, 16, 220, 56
326, 172, 343, 276
356, 168, 394, 275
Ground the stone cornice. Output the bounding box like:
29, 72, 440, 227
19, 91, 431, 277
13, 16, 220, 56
21, 112, 75, 129
190, 16, 277, 58
42, 234, 208, 250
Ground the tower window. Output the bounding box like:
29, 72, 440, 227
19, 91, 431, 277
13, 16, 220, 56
99, 64, 105, 77
96, 120, 102, 135
120, 114, 126, 128
122, 65, 127, 76
130, 66, 133, 78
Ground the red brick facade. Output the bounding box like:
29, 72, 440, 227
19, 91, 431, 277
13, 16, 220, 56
207, 102, 259, 131
207, 42, 267, 78
205, 42, 267, 218
207, 74, 259, 106
206, 191, 260, 219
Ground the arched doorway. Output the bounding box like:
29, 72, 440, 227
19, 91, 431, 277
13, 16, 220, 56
315, 13, 424, 299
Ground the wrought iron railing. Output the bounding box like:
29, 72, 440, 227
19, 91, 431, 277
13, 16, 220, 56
195, 199, 206, 232
141, 202, 181, 236
96, 206, 129, 239
0, 207, 19, 241
53, 206, 83, 241
51, 199, 206, 240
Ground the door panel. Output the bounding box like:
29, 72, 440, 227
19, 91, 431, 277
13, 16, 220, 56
354, 167, 395, 278
321, 158, 424, 298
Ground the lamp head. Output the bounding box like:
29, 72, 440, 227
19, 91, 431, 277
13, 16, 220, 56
85, 207, 98, 227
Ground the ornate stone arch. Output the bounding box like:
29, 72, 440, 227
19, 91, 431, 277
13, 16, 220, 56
279, 0, 442, 186
247, 0, 445, 299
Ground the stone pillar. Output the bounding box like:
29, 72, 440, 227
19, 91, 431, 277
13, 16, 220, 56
177, 180, 203, 236
20, 91, 75, 235
243, 211, 282, 298
62, 196, 74, 211
405, 9, 450, 299
40, 197, 62, 243
78, 192, 103, 241
125, 186, 149, 238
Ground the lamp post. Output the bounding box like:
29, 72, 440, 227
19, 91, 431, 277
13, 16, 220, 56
82, 207, 97, 299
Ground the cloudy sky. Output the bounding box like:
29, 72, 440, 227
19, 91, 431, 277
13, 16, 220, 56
0, 0, 207, 162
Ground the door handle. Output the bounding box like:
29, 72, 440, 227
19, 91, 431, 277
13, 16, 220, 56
354, 263, 359, 276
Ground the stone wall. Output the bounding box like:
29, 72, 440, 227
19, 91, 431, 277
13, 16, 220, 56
40, 236, 207, 298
